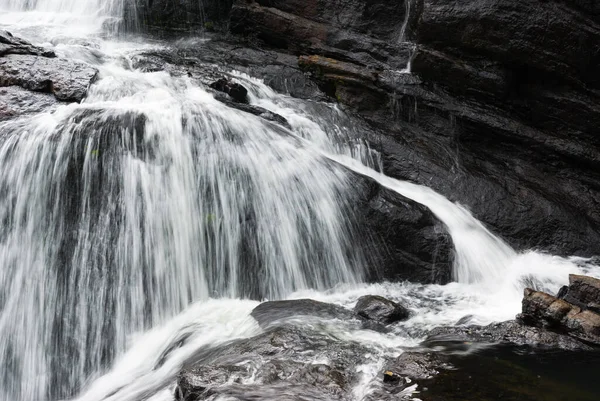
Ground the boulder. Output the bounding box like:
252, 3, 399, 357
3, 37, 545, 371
0, 30, 55, 57
250, 299, 355, 327
209, 78, 249, 103
354, 295, 410, 324
0, 31, 97, 102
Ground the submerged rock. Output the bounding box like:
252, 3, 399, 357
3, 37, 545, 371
250, 299, 355, 328
354, 295, 410, 324
176, 325, 370, 401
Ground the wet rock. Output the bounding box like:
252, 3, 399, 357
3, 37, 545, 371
0, 86, 59, 121
0, 55, 98, 102
251, 299, 354, 328
209, 78, 248, 103
425, 320, 595, 351
0, 31, 97, 102
387, 351, 452, 382
350, 176, 453, 284
563, 274, 600, 313
133, 0, 233, 33
354, 295, 410, 325
225, 0, 600, 258
0, 30, 55, 57
230, 0, 412, 69
213, 93, 291, 129
521, 286, 600, 345
176, 325, 370, 400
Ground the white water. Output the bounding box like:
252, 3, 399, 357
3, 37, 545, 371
1, 3, 599, 401
398, 0, 416, 73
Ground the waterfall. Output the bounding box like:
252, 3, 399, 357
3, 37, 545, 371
0, 42, 367, 401
1, 3, 600, 401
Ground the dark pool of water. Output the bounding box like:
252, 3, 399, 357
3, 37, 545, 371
419, 345, 600, 401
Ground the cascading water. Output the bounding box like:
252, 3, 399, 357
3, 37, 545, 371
398, 0, 416, 73
1, 2, 599, 401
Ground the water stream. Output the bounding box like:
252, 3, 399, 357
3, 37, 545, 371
0, 2, 599, 401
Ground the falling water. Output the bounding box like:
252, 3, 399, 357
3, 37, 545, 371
398, 0, 416, 73
0, 13, 368, 401
0, 0, 124, 15
1, 2, 600, 401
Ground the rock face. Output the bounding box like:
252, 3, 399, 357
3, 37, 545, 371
224, 0, 600, 258
0, 31, 97, 102
134, 0, 233, 32
354, 295, 410, 324
352, 177, 453, 284
520, 276, 600, 345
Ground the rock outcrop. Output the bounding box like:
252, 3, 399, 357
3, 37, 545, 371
520, 275, 600, 345
0, 30, 97, 103
223, 0, 600, 258
425, 275, 600, 350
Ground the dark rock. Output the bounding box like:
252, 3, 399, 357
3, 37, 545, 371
213, 93, 291, 129
225, 0, 600, 258
354, 295, 410, 324
133, 0, 233, 33
177, 325, 370, 400
564, 274, 600, 311
209, 77, 249, 103
425, 320, 595, 351
350, 175, 453, 284
251, 299, 354, 328
230, 0, 412, 69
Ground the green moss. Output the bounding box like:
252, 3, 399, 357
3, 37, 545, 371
203, 21, 215, 32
